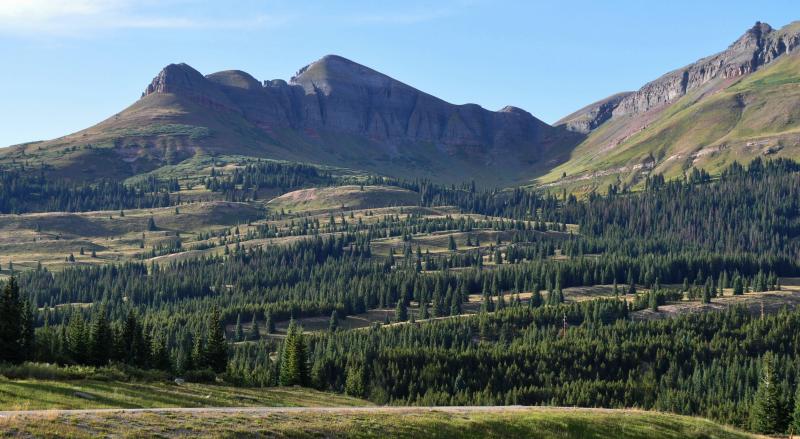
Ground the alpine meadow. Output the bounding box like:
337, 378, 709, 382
2, 4, 800, 438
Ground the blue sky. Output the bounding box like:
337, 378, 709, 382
0, 0, 796, 147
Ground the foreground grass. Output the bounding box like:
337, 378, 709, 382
0, 407, 756, 438
0, 379, 368, 410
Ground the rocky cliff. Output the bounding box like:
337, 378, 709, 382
142, 55, 566, 155
560, 21, 800, 131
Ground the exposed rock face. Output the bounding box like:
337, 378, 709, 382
555, 92, 632, 134
143, 55, 563, 155
559, 21, 800, 131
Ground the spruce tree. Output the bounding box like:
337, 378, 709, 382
205, 306, 228, 373
279, 320, 308, 386
191, 330, 206, 370
234, 313, 244, 342
791, 383, 800, 434
395, 299, 408, 322
329, 310, 339, 332
89, 308, 112, 366
751, 353, 788, 434
248, 314, 260, 341
0, 277, 24, 363
264, 311, 275, 334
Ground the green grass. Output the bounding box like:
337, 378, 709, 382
0, 378, 368, 410
0, 407, 756, 438
111, 124, 212, 140
266, 185, 420, 213
540, 52, 800, 194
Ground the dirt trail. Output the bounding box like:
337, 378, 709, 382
0, 405, 630, 418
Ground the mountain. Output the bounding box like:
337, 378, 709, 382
546, 21, 800, 192
0, 55, 581, 186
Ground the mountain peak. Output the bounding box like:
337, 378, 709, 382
206, 70, 262, 90
290, 54, 397, 96
143, 63, 205, 96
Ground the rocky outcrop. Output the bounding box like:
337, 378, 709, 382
143, 63, 239, 112
555, 92, 632, 134
559, 21, 800, 131
142, 55, 570, 157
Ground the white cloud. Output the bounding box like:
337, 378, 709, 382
0, 0, 283, 35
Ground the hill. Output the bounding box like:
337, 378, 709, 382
0, 55, 581, 186
0, 406, 756, 439
266, 185, 419, 213
546, 21, 800, 192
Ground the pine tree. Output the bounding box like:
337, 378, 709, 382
344, 362, 366, 397
448, 235, 457, 251
530, 288, 543, 308
205, 306, 228, 373
150, 331, 171, 371
264, 311, 275, 334
191, 330, 206, 370
702, 284, 711, 304
248, 313, 260, 341
279, 320, 308, 386
791, 382, 800, 434
19, 299, 34, 360
0, 280, 20, 361
395, 299, 408, 322
147, 217, 157, 231
89, 308, 112, 366
234, 313, 244, 342
751, 353, 789, 434
649, 291, 658, 312
733, 275, 744, 295
329, 310, 339, 332
66, 314, 89, 364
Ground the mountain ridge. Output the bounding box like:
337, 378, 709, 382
0, 54, 580, 186
3, 21, 800, 190
544, 20, 800, 193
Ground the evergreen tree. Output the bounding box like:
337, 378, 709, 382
205, 306, 228, 373
66, 314, 89, 364
329, 310, 339, 332
264, 311, 275, 334
750, 353, 788, 434
234, 313, 244, 342
791, 383, 800, 434
279, 320, 309, 386
0, 277, 25, 363
395, 299, 408, 322
19, 299, 34, 359
191, 330, 206, 370
649, 291, 658, 312
248, 313, 260, 341
150, 331, 171, 371
733, 275, 744, 295
89, 308, 112, 366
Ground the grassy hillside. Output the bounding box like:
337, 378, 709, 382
266, 185, 420, 213
540, 52, 800, 193
0, 407, 757, 438
0, 379, 368, 410
0, 201, 263, 273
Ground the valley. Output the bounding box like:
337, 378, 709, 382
3, 14, 800, 439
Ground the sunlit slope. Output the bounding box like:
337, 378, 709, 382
541, 52, 800, 192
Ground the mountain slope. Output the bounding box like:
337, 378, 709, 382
0, 55, 581, 186
546, 21, 800, 192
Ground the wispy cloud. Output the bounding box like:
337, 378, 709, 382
0, 0, 285, 35
343, 9, 455, 25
